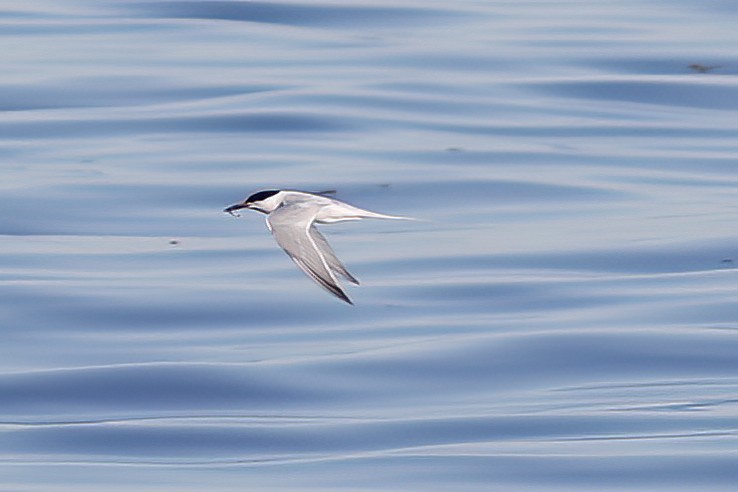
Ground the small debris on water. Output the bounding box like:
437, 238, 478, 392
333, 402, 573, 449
688, 64, 721, 73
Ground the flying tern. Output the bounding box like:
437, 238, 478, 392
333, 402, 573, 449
224, 190, 406, 304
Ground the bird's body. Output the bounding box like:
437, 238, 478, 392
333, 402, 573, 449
224, 190, 405, 304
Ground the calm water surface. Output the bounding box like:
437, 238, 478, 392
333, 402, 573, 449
2, 1, 738, 490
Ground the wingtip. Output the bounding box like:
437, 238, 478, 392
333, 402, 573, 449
336, 289, 354, 305
344, 273, 360, 285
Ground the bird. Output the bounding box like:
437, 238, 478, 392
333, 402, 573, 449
224, 189, 406, 305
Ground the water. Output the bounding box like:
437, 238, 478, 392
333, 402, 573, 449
2, 1, 738, 490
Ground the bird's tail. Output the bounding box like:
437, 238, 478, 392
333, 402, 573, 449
360, 211, 415, 221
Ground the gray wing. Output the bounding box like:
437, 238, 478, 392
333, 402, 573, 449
309, 227, 359, 285
267, 204, 353, 304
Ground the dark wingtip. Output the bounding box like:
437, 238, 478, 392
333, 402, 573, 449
347, 274, 360, 286
334, 288, 354, 305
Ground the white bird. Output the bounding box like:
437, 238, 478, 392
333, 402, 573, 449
224, 190, 406, 304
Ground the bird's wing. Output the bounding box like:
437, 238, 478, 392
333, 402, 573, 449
267, 203, 353, 304
309, 226, 359, 285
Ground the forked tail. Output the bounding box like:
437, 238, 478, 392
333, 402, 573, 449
363, 211, 420, 221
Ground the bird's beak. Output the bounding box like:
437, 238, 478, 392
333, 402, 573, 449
224, 203, 249, 217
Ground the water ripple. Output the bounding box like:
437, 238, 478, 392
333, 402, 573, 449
131, 1, 466, 28
4, 0, 738, 490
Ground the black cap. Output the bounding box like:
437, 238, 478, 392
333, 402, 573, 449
246, 189, 280, 203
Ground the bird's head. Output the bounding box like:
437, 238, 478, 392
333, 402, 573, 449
224, 189, 282, 216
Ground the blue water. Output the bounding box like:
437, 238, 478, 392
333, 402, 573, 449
2, 0, 738, 490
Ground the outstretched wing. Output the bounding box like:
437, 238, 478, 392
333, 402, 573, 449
267, 203, 353, 304
309, 226, 359, 285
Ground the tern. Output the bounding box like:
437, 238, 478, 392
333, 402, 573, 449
224, 190, 406, 305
